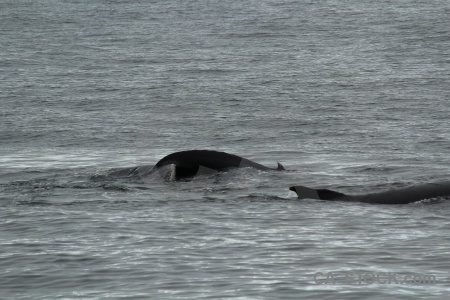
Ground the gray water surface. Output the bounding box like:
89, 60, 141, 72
1, 0, 450, 299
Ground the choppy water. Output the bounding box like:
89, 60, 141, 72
1, 0, 450, 299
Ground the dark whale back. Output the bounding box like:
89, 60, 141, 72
290, 181, 450, 204
156, 150, 284, 179
356, 182, 450, 204
108, 150, 284, 180
156, 150, 243, 170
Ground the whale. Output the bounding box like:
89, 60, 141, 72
289, 181, 450, 204
108, 150, 285, 181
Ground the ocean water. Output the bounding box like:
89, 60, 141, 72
1, 0, 450, 299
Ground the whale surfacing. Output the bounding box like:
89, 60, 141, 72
289, 181, 450, 204
109, 150, 285, 181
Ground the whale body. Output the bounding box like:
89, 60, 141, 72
289, 181, 450, 204
109, 150, 285, 181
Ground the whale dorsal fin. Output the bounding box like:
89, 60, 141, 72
290, 186, 347, 201
277, 162, 285, 171
289, 186, 320, 199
